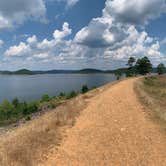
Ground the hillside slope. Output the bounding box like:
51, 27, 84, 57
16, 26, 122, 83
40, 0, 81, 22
41, 78, 166, 166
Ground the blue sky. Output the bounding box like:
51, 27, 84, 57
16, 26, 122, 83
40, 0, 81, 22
0, 0, 166, 70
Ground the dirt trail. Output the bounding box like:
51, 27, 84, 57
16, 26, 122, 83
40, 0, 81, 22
41, 78, 166, 166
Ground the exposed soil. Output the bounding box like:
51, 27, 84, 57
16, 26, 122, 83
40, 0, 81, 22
40, 78, 166, 166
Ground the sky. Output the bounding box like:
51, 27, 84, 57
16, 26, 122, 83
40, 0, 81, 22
0, 0, 166, 70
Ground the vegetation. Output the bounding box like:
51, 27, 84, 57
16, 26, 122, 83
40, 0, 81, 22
0, 85, 90, 126
81, 85, 89, 93
135, 75, 166, 131
41, 94, 50, 102
125, 56, 165, 77
126, 57, 136, 77
157, 63, 166, 75
135, 57, 152, 75
114, 69, 123, 80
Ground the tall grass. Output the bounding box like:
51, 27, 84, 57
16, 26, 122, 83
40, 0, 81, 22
135, 75, 166, 132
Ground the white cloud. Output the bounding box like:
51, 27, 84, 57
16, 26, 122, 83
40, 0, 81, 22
0, 0, 47, 30
103, 0, 166, 25
0, 0, 79, 30
56, 0, 79, 7
33, 53, 50, 59
75, 17, 127, 48
27, 35, 38, 45
2, 0, 166, 70
73, 0, 166, 67
53, 22, 72, 40
66, 0, 79, 7
37, 39, 55, 50
5, 42, 30, 56
4, 22, 74, 67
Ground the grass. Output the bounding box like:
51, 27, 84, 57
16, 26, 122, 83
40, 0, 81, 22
0, 84, 100, 166
0, 95, 87, 166
135, 75, 166, 132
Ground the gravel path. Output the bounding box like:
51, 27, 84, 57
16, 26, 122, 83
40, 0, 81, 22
41, 78, 166, 166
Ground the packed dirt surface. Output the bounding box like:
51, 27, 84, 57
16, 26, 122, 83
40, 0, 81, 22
41, 78, 166, 166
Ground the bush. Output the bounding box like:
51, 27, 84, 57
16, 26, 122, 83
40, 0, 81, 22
59, 92, 66, 97
27, 101, 39, 114
81, 85, 89, 94
41, 94, 50, 102
67, 91, 77, 99
12, 98, 19, 108
0, 100, 14, 119
157, 63, 166, 75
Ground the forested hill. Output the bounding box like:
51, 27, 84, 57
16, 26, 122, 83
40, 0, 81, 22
0, 68, 158, 75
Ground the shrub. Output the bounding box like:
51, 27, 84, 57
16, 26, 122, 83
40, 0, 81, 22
59, 92, 66, 97
41, 94, 50, 102
67, 91, 77, 99
0, 100, 14, 119
12, 98, 19, 108
81, 85, 89, 94
26, 101, 39, 114
157, 63, 166, 75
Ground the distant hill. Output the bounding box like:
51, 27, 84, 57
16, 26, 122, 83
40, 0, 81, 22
0, 67, 159, 75
0, 69, 33, 75
77, 69, 103, 74
0, 68, 105, 75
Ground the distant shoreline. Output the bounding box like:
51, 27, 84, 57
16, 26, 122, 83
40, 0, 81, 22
0, 67, 159, 75
0, 68, 127, 75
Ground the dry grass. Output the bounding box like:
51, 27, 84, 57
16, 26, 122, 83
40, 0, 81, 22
135, 75, 166, 132
0, 96, 87, 166
0, 79, 125, 166
0, 85, 106, 166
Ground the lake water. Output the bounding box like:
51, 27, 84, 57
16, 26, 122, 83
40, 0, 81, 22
0, 74, 117, 103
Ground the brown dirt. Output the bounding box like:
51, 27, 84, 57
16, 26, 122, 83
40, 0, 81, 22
40, 78, 166, 166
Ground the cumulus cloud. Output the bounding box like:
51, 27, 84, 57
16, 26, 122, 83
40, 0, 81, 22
2, 0, 166, 69
74, 0, 166, 67
27, 35, 38, 45
53, 22, 72, 40
33, 53, 50, 59
103, 0, 166, 25
4, 22, 74, 68
5, 42, 31, 57
0, 0, 79, 30
0, 0, 47, 29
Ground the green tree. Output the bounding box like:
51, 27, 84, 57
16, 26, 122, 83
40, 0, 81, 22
81, 85, 89, 94
127, 57, 136, 67
126, 57, 136, 77
41, 94, 50, 102
157, 63, 166, 75
135, 57, 152, 75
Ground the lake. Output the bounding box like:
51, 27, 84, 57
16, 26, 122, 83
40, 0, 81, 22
0, 74, 117, 103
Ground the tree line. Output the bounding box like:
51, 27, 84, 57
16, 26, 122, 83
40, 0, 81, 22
115, 56, 166, 79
